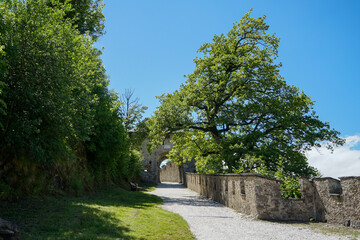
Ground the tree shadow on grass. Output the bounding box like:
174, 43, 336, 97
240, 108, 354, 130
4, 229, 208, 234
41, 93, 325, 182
32, 204, 134, 240
82, 187, 163, 209
0, 187, 161, 239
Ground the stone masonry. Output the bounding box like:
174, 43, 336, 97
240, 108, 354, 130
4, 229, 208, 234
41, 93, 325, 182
160, 161, 182, 183
313, 176, 360, 228
185, 173, 360, 228
140, 138, 173, 183
139, 137, 196, 183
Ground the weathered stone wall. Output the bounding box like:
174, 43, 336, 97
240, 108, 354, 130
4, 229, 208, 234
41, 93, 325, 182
160, 161, 181, 183
186, 173, 360, 227
313, 177, 360, 228
186, 173, 315, 221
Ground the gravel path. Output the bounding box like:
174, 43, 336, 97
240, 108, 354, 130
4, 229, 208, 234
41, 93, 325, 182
151, 182, 351, 240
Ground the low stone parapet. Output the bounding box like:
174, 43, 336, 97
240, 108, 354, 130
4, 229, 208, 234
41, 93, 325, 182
185, 173, 360, 228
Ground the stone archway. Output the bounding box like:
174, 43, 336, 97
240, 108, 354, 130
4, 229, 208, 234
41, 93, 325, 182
139, 136, 196, 184
139, 137, 173, 183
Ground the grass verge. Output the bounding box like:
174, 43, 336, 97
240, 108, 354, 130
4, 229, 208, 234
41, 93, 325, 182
139, 182, 157, 192
0, 186, 195, 239
273, 220, 360, 240
307, 222, 360, 240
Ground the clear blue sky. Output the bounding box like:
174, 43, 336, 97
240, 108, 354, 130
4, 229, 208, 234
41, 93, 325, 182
95, 0, 360, 141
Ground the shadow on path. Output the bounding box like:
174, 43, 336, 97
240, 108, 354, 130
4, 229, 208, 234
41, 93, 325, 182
154, 183, 223, 208
156, 182, 187, 188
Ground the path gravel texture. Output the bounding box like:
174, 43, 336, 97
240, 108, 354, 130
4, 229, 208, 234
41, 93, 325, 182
151, 182, 353, 240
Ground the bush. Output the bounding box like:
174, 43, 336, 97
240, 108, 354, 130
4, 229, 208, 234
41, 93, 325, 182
280, 177, 302, 199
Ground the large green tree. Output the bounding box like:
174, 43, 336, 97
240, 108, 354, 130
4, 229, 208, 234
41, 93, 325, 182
148, 10, 344, 177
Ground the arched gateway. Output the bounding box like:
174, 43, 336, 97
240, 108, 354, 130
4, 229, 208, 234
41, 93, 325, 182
139, 137, 195, 183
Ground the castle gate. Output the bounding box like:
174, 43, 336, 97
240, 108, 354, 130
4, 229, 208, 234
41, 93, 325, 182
139, 137, 195, 183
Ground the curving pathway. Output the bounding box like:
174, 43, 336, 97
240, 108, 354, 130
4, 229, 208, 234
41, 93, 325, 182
151, 182, 351, 240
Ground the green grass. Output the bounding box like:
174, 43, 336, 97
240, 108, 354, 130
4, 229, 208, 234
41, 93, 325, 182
0, 186, 195, 239
274, 220, 360, 240
307, 222, 360, 240
139, 182, 157, 192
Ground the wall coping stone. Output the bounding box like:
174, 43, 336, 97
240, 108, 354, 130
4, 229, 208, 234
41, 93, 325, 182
185, 172, 281, 182
339, 176, 360, 180
312, 177, 340, 181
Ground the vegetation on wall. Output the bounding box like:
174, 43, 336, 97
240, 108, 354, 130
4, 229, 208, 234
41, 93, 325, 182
0, 0, 143, 200
148, 10, 344, 181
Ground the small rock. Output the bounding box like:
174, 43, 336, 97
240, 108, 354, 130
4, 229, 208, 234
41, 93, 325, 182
0, 229, 14, 235
0, 218, 19, 240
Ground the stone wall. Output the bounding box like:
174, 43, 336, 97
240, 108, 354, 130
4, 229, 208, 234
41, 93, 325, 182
160, 161, 182, 183
186, 173, 314, 221
185, 173, 360, 228
313, 177, 360, 228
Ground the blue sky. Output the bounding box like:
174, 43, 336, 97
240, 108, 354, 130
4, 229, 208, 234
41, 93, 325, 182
95, 0, 360, 177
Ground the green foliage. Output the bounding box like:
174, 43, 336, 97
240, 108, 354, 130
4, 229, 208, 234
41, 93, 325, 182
85, 86, 129, 184
280, 177, 301, 199
48, 0, 105, 41
125, 149, 144, 181
0, 0, 98, 164
148, 10, 344, 178
129, 118, 150, 149
0, 0, 142, 199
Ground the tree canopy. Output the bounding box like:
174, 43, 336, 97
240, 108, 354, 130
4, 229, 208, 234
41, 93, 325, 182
48, 0, 105, 41
148, 10, 344, 177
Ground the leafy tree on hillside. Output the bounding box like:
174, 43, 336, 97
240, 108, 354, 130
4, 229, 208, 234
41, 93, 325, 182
148, 10, 344, 177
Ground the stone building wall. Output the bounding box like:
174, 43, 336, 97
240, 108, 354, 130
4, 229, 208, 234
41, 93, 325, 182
185, 173, 360, 227
160, 161, 182, 183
